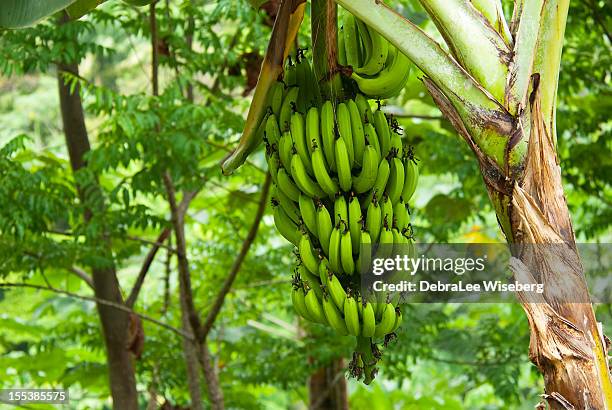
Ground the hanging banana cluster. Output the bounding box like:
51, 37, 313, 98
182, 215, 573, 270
338, 13, 411, 99
261, 49, 419, 384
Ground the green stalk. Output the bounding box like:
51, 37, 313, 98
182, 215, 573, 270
311, 0, 344, 100
532, 0, 570, 139
418, 0, 510, 102
507, 0, 545, 114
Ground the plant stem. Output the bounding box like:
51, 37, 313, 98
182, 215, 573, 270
311, 0, 343, 99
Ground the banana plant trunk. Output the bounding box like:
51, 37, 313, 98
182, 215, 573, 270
333, 0, 612, 408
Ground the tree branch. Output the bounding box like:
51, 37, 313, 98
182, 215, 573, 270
126, 227, 172, 309
0, 282, 193, 340
198, 173, 272, 341
69, 266, 94, 289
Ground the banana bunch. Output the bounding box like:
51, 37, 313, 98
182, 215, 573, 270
338, 13, 411, 99
262, 51, 419, 384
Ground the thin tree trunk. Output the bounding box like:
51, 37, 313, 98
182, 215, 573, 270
57, 16, 138, 410
180, 295, 204, 410
309, 358, 349, 410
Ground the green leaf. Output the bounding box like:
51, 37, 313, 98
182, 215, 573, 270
0, 0, 77, 28
66, 0, 107, 19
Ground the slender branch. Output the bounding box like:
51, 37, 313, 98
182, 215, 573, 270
198, 173, 272, 341
126, 227, 172, 308
163, 172, 203, 338
150, 2, 159, 97
125, 234, 177, 253
0, 282, 193, 340
69, 266, 94, 289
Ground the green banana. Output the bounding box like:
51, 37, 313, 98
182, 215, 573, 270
365, 196, 382, 243
320, 101, 337, 171
354, 18, 388, 76
318, 258, 331, 285
381, 194, 394, 229
299, 193, 318, 236
391, 307, 403, 332
355, 93, 374, 124
323, 294, 349, 335
340, 226, 355, 274
273, 204, 301, 246
334, 195, 348, 227
279, 86, 299, 132
348, 195, 362, 254
373, 109, 391, 159
393, 200, 410, 231
290, 112, 314, 175
306, 107, 322, 154
328, 273, 347, 310
335, 138, 352, 192
336, 103, 355, 167
273, 186, 300, 223
352, 146, 379, 194
351, 46, 411, 99
292, 286, 315, 321
356, 230, 372, 274
278, 131, 294, 171
312, 147, 339, 197
299, 234, 320, 275
304, 288, 327, 324
347, 99, 366, 166
386, 156, 405, 204
316, 202, 333, 255
390, 130, 403, 158
401, 153, 419, 203
277, 168, 301, 202
374, 303, 396, 337
328, 225, 343, 274
361, 301, 376, 337
284, 56, 297, 87
363, 159, 390, 207
344, 295, 361, 336
264, 113, 282, 145
343, 13, 360, 68
290, 154, 325, 198
364, 123, 381, 161
298, 264, 323, 300
377, 226, 394, 259
267, 152, 281, 186
269, 81, 285, 118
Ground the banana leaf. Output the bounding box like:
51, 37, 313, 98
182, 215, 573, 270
66, 0, 107, 19
0, 0, 77, 28
221, 0, 306, 175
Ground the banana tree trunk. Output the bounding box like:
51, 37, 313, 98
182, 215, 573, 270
334, 0, 612, 407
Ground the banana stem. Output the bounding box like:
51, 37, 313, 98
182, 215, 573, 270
311, 0, 344, 99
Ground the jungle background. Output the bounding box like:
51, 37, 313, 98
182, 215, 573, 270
0, 0, 609, 409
